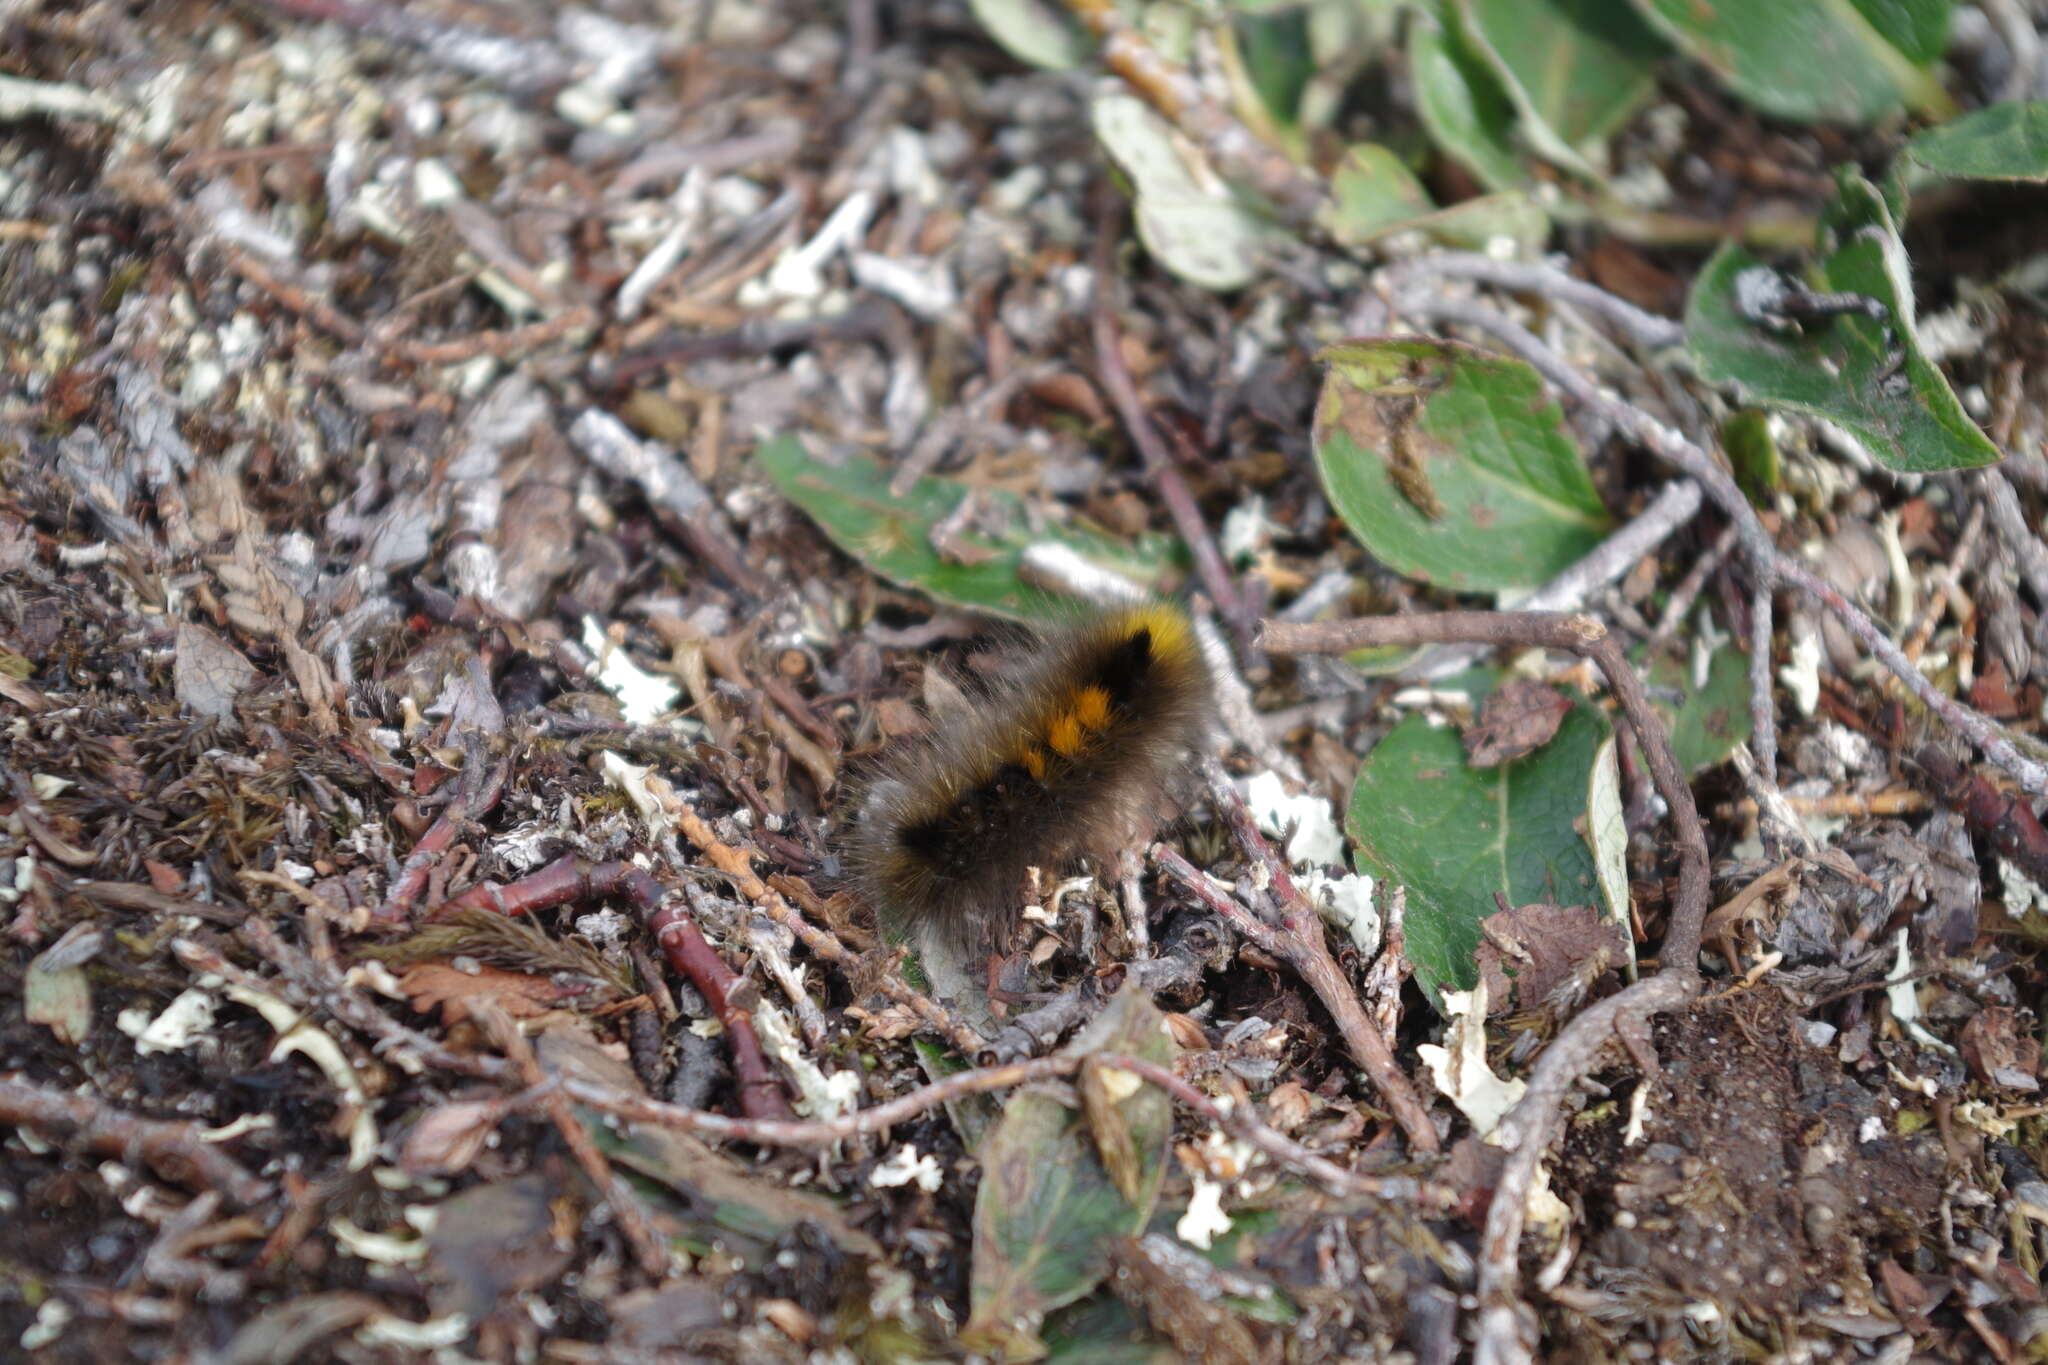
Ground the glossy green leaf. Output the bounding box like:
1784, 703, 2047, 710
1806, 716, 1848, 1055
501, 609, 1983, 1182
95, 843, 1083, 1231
966, 987, 1178, 1358
1907, 102, 2048, 181
1313, 338, 1615, 592
1409, 18, 1526, 192
756, 436, 1186, 623
1684, 173, 1999, 473
1458, 0, 1664, 178
1628, 0, 1951, 124
1348, 699, 1608, 1008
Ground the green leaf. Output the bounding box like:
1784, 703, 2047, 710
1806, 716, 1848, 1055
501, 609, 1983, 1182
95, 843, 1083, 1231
1348, 699, 1609, 1008
1457, 0, 1664, 178
969, 0, 1093, 70
1409, 17, 1527, 192
1093, 92, 1282, 290
1654, 644, 1755, 774
1850, 0, 1952, 66
756, 436, 1186, 623
1627, 0, 1951, 124
966, 987, 1178, 1358
1907, 102, 2048, 182
1722, 408, 1781, 506
1237, 7, 1315, 131
1312, 337, 1615, 592
1320, 146, 1549, 252
1042, 1294, 1175, 1364
1683, 173, 2000, 473
1320, 143, 1437, 244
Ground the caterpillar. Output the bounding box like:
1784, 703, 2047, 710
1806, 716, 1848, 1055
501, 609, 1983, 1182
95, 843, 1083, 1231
845, 602, 1215, 958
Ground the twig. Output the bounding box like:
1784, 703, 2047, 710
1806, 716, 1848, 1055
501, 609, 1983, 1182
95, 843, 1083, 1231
1912, 745, 2048, 886
1153, 822, 1437, 1155
1399, 480, 1704, 679
232, 918, 512, 1080
1091, 192, 1252, 653
1905, 495, 1987, 663
474, 1004, 673, 1278
1979, 469, 2048, 608
557, 1055, 1075, 1144
1203, 757, 1440, 1136
648, 891, 794, 1122
1646, 524, 1740, 649
1257, 611, 1710, 1365
1776, 556, 2048, 793
1093, 1053, 1434, 1204
568, 410, 766, 596
549, 1052, 1423, 1202
0, 1078, 271, 1207
656, 786, 992, 1058
1749, 578, 1779, 785
376, 756, 507, 923
1378, 254, 1687, 351
436, 855, 793, 1121
989, 912, 1230, 1063
393, 305, 596, 365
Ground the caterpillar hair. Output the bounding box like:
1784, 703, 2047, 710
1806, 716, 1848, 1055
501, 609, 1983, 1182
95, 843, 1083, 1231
845, 602, 1215, 957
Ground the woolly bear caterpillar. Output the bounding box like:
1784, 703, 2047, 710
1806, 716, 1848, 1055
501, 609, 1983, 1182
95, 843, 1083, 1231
845, 602, 1214, 956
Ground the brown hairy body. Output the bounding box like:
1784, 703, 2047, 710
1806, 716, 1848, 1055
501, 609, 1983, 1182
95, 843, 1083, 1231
845, 603, 1214, 957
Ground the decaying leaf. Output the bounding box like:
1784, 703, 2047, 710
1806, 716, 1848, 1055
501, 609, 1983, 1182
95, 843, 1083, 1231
1473, 900, 1629, 1015
1464, 678, 1573, 767
965, 985, 1178, 1359
173, 620, 259, 720
399, 962, 574, 1023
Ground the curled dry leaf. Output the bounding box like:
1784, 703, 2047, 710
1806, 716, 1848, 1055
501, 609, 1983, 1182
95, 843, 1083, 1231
1959, 1006, 2039, 1091
1474, 900, 1630, 1016
400, 963, 575, 1023
1464, 678, 1574, 768
401, 1097, 511, 1176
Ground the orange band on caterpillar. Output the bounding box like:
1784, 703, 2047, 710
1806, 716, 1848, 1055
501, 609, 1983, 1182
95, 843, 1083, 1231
845, 603, 1213, 955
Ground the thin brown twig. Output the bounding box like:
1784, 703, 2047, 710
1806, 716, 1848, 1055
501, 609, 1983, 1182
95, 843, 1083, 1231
0, 1077, 271, 1207
1378, 254, 1686, 351
1775, 555, 2048, 792
1171, 756, 1440, 1154
1091, 191, 1252, 654
436, 856, 794, 1121
229, 919, 513, 1080
1645, 523, 1740, 649
651, 780, 992, 1058
1749, 580, 1778, 786
548, 1050, 1425, 1204
1093, 1053, 1433, 1203
376, 756, 507, 923
556, 1056, 1077, 1144
474, 1004, 673, 1278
